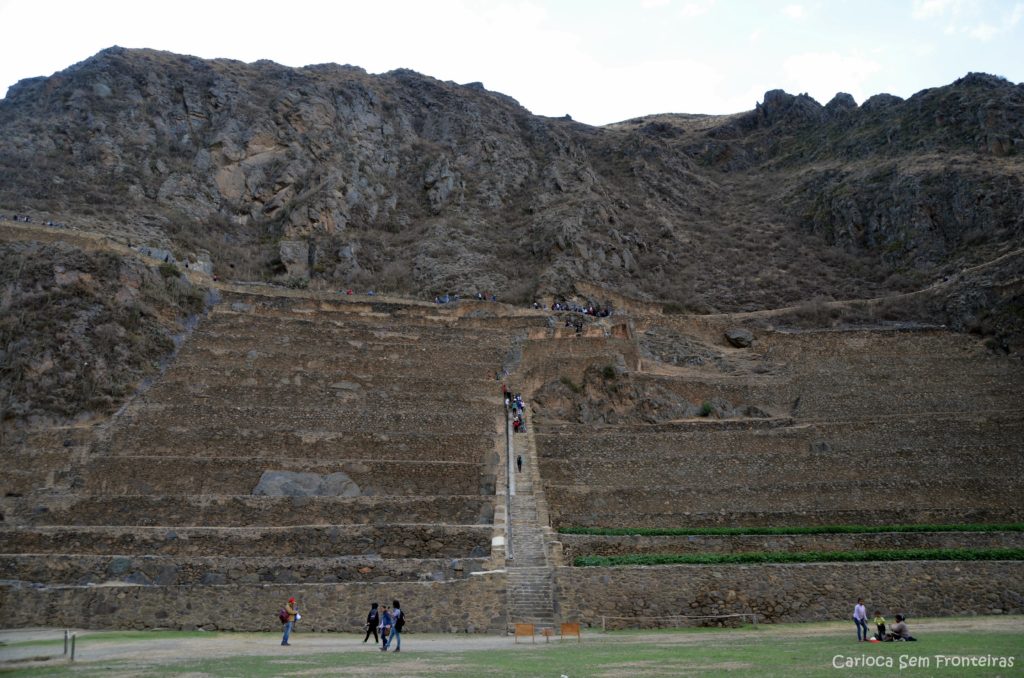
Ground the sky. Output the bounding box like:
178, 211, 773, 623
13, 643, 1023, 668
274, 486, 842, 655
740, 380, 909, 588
0, 0, 1021, 126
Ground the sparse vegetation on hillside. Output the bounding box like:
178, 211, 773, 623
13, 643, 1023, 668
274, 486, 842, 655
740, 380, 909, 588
0, 241, 207, 434
535, 364, 771, 424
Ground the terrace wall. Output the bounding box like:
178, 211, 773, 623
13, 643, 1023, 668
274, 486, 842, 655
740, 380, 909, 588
555, 561, 1024, 627
560, 531, 1024, 559
0, 575, 509, 632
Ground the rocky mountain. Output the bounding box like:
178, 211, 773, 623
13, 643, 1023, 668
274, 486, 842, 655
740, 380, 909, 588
0, 48, 1021, 342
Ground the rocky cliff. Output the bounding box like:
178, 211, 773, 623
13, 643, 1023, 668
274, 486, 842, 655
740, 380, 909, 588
0, 48, 1021, 340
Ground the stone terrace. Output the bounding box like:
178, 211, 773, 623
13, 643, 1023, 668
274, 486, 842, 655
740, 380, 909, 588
0, 291, 546, 630
533, 324, 1024, 531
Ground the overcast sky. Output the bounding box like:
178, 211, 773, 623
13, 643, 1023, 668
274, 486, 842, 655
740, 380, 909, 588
1, 0, 1021, 125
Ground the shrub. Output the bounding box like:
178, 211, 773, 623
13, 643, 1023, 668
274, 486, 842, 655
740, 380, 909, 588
700, 401, 713, 417
158, 262, 180, 279
560, 376, 582, 394
559, 523, 1024, 536
574, 547, 1024, 567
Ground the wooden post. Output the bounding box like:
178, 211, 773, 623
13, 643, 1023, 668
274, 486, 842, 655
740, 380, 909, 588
70, 634, 76, 662
64, 629, 69, 656
602, 616, 606, 633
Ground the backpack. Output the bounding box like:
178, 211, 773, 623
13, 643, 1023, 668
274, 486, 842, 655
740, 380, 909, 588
395, 610, 405, 631
278, 608, 289, 624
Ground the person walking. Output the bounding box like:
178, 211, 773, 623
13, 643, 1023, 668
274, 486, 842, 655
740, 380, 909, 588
363, 602, 380, 644
388, 600, 404, 652
516, 454, 523, 473
853, 598, 869, 642
378, 605, 393, 651
281, 596, 297, 646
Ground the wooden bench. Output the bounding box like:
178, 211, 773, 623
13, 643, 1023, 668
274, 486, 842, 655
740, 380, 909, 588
560, 622, 581, 642
513, 623, 535, 643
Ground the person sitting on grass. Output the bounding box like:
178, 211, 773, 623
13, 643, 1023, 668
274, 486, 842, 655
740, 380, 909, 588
889, 614, 917, 641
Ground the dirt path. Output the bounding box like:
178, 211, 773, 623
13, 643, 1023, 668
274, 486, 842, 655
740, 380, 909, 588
2, 617, 1021, 669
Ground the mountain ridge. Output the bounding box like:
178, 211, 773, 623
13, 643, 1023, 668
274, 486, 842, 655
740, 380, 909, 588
0, 47, 1021, 325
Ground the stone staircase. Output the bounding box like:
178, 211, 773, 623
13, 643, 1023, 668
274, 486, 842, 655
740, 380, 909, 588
506, 414, 557, 630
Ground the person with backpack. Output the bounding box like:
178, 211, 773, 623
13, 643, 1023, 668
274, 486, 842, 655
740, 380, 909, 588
386, 600, 404, 652
281, 596, 297, 646
363, 602, 380, 643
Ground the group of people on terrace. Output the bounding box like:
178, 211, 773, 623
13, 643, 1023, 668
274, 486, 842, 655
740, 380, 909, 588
542, 300, 612, 317
0, 213, 70, 227
429, 289, 614, 318
853, 598, 916, 642
434, 291, 498, 304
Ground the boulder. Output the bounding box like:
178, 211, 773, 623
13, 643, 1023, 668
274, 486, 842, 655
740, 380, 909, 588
278, 240, 310, 278
252, 470, 360, 497
724, 328, 754, 348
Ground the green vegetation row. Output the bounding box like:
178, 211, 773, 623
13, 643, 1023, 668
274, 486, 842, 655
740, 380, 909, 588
574, 547, 1024, 567
559, 523, 1024, 537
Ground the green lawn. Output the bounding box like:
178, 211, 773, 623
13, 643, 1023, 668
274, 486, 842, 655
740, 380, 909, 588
574, 547, 1024, 566
1, 621, 1021, 677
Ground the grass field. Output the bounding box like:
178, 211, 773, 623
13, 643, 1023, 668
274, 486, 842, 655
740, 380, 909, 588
1, 617, 1021, 677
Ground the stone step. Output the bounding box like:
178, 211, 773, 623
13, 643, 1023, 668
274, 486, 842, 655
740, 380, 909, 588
173, 351, 502, 373
141, 383, 494, 408
538, 450, 1023, 486
74, 457, 492, 497
0, 524, 493, 558
2, 495, 496, 528
101, 430, 495, 462
122, 403, 496, 431
542, 478, 1024, 510
0, 554, 490, 586
192, 322, 512, 345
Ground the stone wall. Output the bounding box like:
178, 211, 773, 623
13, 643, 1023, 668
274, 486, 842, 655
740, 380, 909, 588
0, 525, 492, 557
78, 458, 491, 496
560, 531, 1024, 559
0, 574, 509, 632
106, 429, 496, 463
555, 561, 1024, 628
0, 554, 489, 586
4, 495, 494, 527
126, 403, 493, 434
543, 486, 1022, 529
